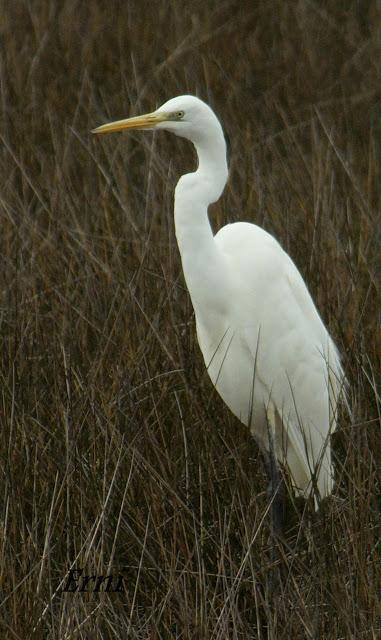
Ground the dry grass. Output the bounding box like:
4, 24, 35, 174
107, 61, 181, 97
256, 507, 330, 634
0, 1, 380, 638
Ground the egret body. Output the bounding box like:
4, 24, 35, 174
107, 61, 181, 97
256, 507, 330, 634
93, 95, 345, 502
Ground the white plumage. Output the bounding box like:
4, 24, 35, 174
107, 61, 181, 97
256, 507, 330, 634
93, 95, 345, 502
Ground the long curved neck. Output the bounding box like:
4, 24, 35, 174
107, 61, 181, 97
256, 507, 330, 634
192, 129, 228, 203
174, 124, 229, 317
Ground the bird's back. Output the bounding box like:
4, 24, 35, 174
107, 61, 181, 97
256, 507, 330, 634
195, 221, 345, 498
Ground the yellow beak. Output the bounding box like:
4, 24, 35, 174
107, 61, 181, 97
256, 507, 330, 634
91, 111, 168, 135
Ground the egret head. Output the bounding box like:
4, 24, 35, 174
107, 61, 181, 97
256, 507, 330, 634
92, 95, 222, 146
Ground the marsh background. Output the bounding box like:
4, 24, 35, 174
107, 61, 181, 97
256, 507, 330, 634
0, 1, 380, 638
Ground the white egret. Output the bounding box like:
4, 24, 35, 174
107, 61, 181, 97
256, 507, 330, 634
93, 95, 346, 505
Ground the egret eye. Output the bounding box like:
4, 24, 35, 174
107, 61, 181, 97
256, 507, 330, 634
175, 110, 184, 119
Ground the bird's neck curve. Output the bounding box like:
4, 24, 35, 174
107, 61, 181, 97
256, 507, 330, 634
192, 127, 228, 203
174, 121, 230, 322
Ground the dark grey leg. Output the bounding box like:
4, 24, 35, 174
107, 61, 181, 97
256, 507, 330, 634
263, 449, 285, 538
261, 448, 286, 600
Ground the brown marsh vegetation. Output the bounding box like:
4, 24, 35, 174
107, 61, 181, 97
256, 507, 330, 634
0, 1, 380, 638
